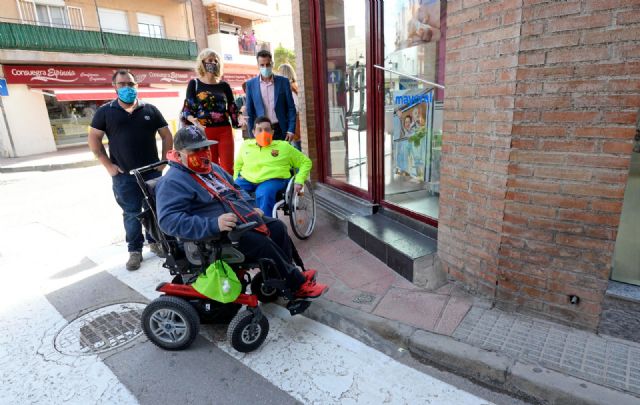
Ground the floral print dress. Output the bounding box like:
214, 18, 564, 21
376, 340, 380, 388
181, 79, 240, 128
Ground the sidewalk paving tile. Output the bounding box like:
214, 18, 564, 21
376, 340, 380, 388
373, 287, 448, 331
434, 295, 473, 336
324, 278, 383, 313
333, 253, 396, 291
453, 306, 640, 395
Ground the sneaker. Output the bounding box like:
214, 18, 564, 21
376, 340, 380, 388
126, 252, 143, 271
302, 269, 317, 283
149, 242, 167, 258
294, 280, 329, 300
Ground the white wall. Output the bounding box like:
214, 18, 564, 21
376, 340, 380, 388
0, 100, 13, 158
207, 33, 257, 66
4, 85, 56, 156
143, 84, 187, 136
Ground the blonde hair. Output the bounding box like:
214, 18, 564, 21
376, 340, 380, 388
277, 63, 296, 83
196, 48, 223, 79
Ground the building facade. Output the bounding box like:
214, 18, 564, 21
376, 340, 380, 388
292, 0, 640, 331
0, 0, 199, 157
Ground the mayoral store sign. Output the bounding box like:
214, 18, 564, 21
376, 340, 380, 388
2, 65, 195, 85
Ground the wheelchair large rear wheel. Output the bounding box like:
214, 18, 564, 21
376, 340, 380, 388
289, 180, 316, 240
227, 310, 269, 353
142, 295, 200, 351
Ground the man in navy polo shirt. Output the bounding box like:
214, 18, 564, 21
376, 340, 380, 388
88, 69, 173, 271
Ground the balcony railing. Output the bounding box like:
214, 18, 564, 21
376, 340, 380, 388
0, 21, 197, 60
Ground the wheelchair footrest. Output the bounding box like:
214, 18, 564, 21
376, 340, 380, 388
286, 300, 311, 316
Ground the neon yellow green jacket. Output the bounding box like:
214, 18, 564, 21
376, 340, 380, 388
233, 139, 312, 185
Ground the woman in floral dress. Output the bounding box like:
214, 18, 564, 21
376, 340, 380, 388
182, 49, 240, 174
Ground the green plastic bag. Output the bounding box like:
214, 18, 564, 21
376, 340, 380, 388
192, 260, 242, 303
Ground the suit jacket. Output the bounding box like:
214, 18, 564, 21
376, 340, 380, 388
245, 75, 297, 136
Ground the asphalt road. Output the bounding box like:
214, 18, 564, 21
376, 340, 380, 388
0, 166, 530, 404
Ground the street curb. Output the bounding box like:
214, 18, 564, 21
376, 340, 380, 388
0, 159, 99, 173
305, 298, 639, 405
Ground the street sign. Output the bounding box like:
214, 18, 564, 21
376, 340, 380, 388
0, 79, 8, 96
328, 70, 342, 84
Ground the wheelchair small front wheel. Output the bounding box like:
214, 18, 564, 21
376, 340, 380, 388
250, 272, 279, 303
289, 180, 316, 240
227, 310, 269, 353
142, 295, 200, 351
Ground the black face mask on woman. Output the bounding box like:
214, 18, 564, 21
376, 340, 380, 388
203, 62, 219, 75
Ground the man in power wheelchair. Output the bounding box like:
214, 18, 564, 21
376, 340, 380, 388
134, 126, 328, 353
233, 115, 311, 219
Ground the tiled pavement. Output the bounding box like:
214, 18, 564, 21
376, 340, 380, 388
454, 307, 640, 396
289, 213, 640, 398
291, 217, 474, 337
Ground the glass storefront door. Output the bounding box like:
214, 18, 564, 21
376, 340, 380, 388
612, 137, 640, 286
319, 0, 370, 192
381, 0, 445, 220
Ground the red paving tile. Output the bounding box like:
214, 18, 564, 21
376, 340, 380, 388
373, 288, 448, 331
434, 295, 472, 336
310, 237, 366, 266
324, 278, 381, 313
392, 274, 422, 291
333, 253, 394, 291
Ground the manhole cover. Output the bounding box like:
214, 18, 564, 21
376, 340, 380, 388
352, 293, 376, 304
54, 303, 146, 356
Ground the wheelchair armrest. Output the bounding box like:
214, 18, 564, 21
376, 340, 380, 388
228, 221, 258, 243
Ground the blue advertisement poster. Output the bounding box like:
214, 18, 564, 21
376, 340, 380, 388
392, 88, 434, 182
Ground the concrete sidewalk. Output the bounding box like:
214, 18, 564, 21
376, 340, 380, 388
0, 146, 98, 173
7, 149, 640, 405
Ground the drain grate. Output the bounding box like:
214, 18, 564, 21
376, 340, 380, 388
352, 293, 376, 304
54, 303, 146, 356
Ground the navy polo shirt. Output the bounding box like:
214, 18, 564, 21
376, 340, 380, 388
91, 99, 168, 173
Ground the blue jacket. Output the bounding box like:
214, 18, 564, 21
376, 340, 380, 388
245, 75, 296, 134
155, 161, 256, 240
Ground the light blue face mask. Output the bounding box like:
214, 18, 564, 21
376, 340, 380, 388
117, 86, 137, 104
260, 67, 272, 77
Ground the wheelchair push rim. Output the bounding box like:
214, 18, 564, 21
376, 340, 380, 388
288, 180, 316, 240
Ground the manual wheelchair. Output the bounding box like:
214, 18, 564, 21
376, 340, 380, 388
271, 176, 317, 240
131, 161, 314, 353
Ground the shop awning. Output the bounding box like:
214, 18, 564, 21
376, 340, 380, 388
33, 87, 180, 101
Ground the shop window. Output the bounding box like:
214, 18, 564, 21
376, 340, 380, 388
382, 0, 446, 220
44, 95, 105, 147
98, 8, 129, 35
137, 13, 165, 39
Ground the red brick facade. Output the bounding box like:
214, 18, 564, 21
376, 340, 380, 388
205, 4, 219, 35
439, 0, 640, 329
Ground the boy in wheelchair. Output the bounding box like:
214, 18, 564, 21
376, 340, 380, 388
155, 126, 327, 300
233, 116, 312, 218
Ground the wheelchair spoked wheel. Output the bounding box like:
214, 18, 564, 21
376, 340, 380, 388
289, 180, 316, 240
141, 295, 200, 351
227, 310, 270, 353
250, 272, 279, 303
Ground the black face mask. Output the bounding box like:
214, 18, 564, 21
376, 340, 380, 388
203, 62, 219, 74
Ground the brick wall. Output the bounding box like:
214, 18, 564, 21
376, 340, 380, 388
205, 4, 219, 36
292, 0, 320, 181
505, 0, 640, 328
439, 0, 640, 330
191, 0, 208, 52
438, 0, 522, 298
